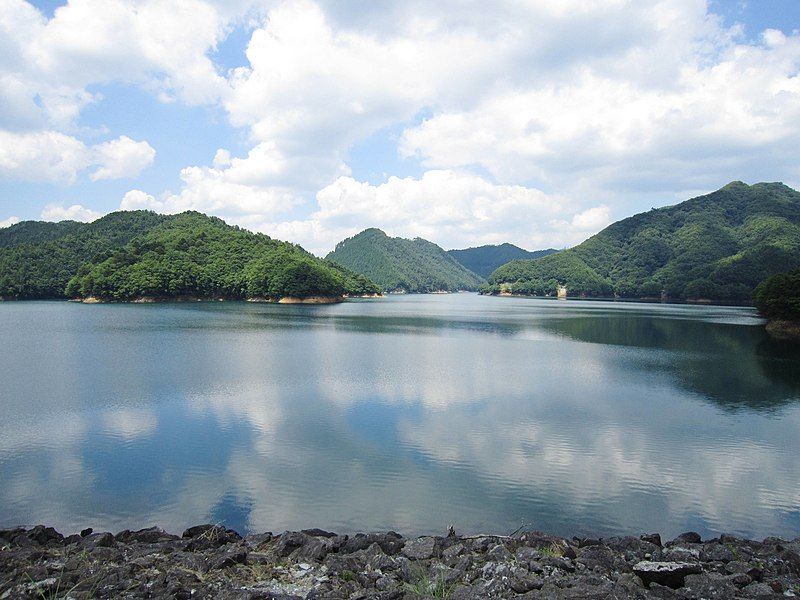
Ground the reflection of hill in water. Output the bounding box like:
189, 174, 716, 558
538, 315, 800, 412
174, 301, 800, 412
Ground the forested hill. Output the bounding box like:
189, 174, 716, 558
326, 228, 485, 292
0, 211, 379, 301
448, 243, 558, 278
485, 181, 800, 303
0, 211, 170, 298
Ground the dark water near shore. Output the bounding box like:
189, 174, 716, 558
2, 294, 800, 540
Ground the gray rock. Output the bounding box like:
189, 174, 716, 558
671, 532, 702, 545
633, 560, 702, 588
442, 542, 465, 563
742, 582, 778, 597
487, 543, 512, 562
681, 572, 738, 598
402, 536, 437, 560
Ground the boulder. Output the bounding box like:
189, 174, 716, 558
401, 536, 437, 560
633, 560, 702, 588
669, 532, 702, 545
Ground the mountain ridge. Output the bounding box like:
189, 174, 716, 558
326, 228, 484, 293
448, 243, 559, 278
484, 181, 800, 303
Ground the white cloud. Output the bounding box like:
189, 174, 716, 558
0, 0, 254, 132
248, 170, 605, 255
0, 216, 20, 228
569, 205, 612, 232
0, 131, 154, 183
146, 0, 800, 254
41, 203, 102, 222
398, 19, 800, 194
90, 136, 155, 181
120, 189, 163, 211
0, 130, 91, 183
5, 0, 800, 253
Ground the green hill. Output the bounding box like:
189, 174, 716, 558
448, 243, 558, 278
0, 211, 378, 301
484, 181, 800, 303
0, 211, 170, 298
326, 228, 484, 293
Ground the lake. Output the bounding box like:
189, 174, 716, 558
1, 294, 799, 540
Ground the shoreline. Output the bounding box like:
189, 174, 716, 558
2, 525, 797, 599
480, 291, 758, 308
765, 319, 800, 341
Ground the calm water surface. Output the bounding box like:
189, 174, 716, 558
2, 294, 800, 539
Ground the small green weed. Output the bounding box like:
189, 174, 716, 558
403, 570, 454, 599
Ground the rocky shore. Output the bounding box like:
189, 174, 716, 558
2, 525, 799, 599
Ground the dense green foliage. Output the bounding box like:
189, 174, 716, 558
447, 243, 558, 278
326, 228, 485, 292
0, 211, 169, 298
754, 269, 800, 321
485, 182, 800, 302
1, 211, 378, 300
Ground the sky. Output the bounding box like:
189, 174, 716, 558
0, 0, 799, 255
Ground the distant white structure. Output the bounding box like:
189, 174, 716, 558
557, 285, 567, 299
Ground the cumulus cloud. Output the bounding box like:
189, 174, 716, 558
40, 203, 102, 222
0, 0, 254, 132
142, 0, 800, 253
6, 0, 800, 252
0, 216, 20, 228
245, 170, 607, 255
120, 189, 163, 212
90, 136, 155, 181
0, 130, 91, 183
0, 131, 154, 183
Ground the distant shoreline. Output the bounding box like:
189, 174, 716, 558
2, 524, 797, 599
479, 290, 759, 309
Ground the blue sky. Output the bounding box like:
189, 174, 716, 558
1, 0, 799, 254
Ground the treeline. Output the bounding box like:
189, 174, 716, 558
326, 228, 484, 293
755, 268, 800, 321
1, 211, 379, 301
484, 182, 800, 303
447, 243, 557, 278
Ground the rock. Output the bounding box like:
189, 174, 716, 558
80, 527, 93, 537
182, 524, 241, 550
742, 582, 778, 597
442, 542, 465, 563
577, 544, 628, 573
681, 572, 738, 598
211, 549, 248, 569
700, 542, 738, 563
641, 533, 663, 547
401, 536, 437, 560
26, 525, 63, 546
340, 532, 404, 555
83, 531, 116, 547
275, 531, 310, 557
670, 532, 702, 545
295, 536, 333, 561
116, 526, 179, 543
301, 528, 337, 538
633, 560, 702, 588
487, 543, 512, 562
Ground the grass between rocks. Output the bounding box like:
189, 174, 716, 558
404, 568, 455, 599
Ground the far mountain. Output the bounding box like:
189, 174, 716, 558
484, 181, 800, 303
448, 243, 558, 278
326, 228, 484, 293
